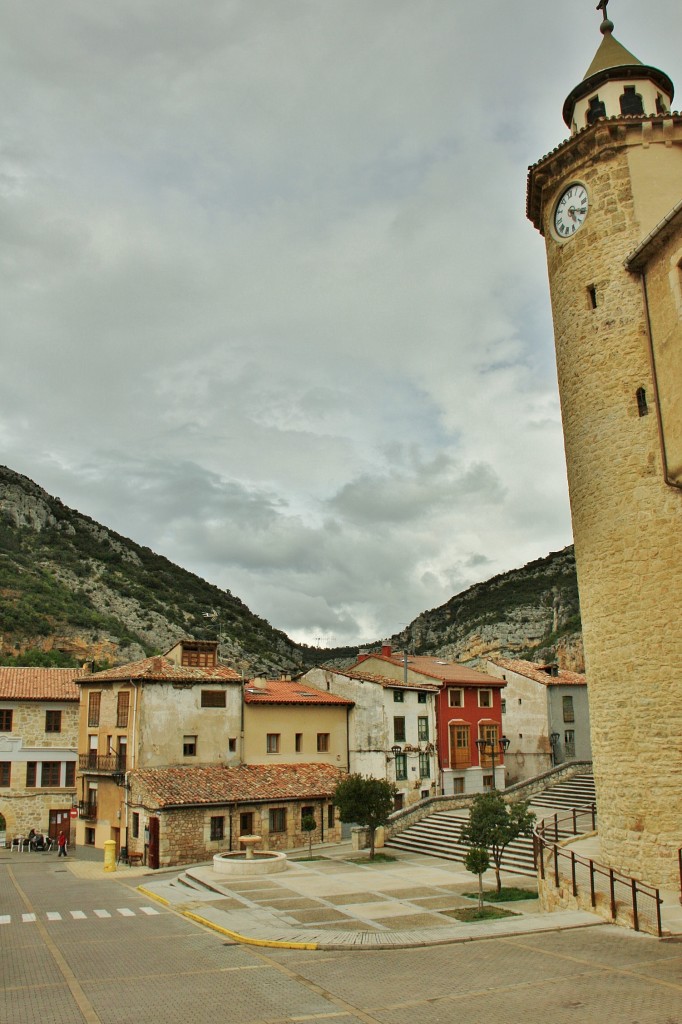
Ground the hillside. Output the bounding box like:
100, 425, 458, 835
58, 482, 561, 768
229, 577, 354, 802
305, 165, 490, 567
389, 546, 583, 671
0, 466, 582, 673
0, 466, 304, 674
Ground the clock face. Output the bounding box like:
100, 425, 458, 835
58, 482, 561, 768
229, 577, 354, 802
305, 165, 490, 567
554, 184, 589, 238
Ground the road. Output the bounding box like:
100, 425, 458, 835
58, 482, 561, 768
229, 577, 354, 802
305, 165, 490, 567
2, 857, 681, 1024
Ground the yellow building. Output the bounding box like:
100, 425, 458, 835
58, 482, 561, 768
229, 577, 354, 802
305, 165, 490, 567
526, 9, 682, 884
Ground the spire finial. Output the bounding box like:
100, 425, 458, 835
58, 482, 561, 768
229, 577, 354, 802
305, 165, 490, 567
596, 0, 614, 35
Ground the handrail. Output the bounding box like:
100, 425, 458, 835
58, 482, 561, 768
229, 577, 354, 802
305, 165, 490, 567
534, 808, 663, 937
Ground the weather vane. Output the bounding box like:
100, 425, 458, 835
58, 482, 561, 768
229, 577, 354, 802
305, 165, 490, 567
596, 0, 609, 13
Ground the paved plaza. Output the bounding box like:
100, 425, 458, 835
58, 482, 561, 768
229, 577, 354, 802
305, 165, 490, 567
2, 843, 682, 1024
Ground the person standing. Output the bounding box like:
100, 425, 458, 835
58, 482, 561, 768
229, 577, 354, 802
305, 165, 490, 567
57, 831, 68, 857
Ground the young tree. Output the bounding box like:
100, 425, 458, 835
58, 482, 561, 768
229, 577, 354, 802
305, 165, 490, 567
464, 847, 490, 911
460, 792, 535, 892
301, 813, 317, 859
332, 775, 397, 860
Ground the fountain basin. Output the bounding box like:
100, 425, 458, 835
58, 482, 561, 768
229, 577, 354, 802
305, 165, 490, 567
212, 850, 288, 876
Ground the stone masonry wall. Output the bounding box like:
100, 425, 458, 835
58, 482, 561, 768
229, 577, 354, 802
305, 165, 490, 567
541, 118, 682, 885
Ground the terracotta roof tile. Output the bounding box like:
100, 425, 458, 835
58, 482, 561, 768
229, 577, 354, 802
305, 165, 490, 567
345, 669, 440, 691
243, 679, 353, 705
0, 667, 84, 702
131, 762, 345, 808
353, 655, 504, 687
489, 658, 586, 687
81, 655, 241, 684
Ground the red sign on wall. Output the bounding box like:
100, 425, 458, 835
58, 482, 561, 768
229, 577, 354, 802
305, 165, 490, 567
69, 808, 78, 819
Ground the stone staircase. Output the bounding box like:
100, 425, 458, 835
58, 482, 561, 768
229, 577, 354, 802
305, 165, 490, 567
385, 769, 597, 876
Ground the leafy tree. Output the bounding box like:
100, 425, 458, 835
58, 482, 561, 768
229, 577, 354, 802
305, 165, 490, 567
464, 847, 490, 911
301, 814, 317, 859
460, 792, 535, 892
333, 775, 397, 860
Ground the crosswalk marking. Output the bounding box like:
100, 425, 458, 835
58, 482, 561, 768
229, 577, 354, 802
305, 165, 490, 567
0, 907, 163, 925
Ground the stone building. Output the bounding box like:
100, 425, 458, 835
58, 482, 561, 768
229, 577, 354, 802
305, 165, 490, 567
0, 667, 83, 844
485, 659, 590, 785
526, 9, 682, 883
126, 762, 344, 867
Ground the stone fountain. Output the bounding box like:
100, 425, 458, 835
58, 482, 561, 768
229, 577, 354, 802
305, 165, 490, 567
212, 834, 287, 877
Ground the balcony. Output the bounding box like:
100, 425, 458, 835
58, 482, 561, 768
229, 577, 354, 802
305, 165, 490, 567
79, 754, 126, 776
78, 801, 98, 820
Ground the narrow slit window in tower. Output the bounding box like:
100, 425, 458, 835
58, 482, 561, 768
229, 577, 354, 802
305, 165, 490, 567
587, 284, 598, 309
619, 86, 644, 116
587, 96, 606, 125
636, 387, 648, 417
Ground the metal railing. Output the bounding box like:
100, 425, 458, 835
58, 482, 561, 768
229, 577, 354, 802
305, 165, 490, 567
78, 801, 98, 820
78, 754, 126, 773
534, 808, 663, 937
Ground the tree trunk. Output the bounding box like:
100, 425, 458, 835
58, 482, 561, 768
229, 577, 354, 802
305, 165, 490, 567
369, 826, 375, 860
478, 872, 484, 911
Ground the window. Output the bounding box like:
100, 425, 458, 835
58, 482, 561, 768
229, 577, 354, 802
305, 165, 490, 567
0, 762, 10, 787
419, 752, 430, 778
395, 753, 407, 780
301, 805, 314, 826
448, 689, 463, 708
316, 733, 330, 752
478, 689, 492, 708
210, 816, 225, 841
564, 730, 576, 757
417, 717, 429, 741
501, 699, 507, 714
587, 284, 598, 309
183, 735, 197, 757
41, 762, 61, 787
240, 812, 253, 835
393, 690, 404, 702
587, 95, 606, 125
449, 723, 471, 768
85, 828, 96, 846
88, 691, 101, 727
201, 690, 226, 708
266, 733, 280, 754
0, 710, 13, 731
421, 789, 430, 800
619, 85, 644, 116
327, 804, 335, 828
269, 808, 286, 833
393, 717, 406, 742
117, 737, 127, 770
228, 737, 237, 753
132, 812, 140, 839
181, 644, 216, 668
26, 762, 36, 787
636, 387, 648, 417
562, 695, 575, 722
65, 762, 75, 787
116, 691, 130, 727
417, 692, 427, 704
478, 723, 499, 763
295, 733, 302, 753
483, 774, 494, 791
45, 710, 62, 733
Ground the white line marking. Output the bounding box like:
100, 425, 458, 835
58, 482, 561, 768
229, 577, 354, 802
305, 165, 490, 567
94, 909, 111, 918
117, 908, 135, 917
22, 913, 36, 923
46, 912, 62, 921
139, 906, 159, 916
70, 910, 87, 919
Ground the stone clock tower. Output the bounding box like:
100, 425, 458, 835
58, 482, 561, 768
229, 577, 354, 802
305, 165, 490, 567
527, 5, 682, 886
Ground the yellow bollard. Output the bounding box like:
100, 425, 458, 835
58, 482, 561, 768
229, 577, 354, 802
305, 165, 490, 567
103, 839, 117, 872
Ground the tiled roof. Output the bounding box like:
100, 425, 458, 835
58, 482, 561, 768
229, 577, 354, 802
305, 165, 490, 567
131, 762, 345, 808
0, 667, 84, 702
345, 669, 440, 692
80, 655, 241, 684
354, 655, 504, 687
489, 658, 586, 688
243, 679, 353, 705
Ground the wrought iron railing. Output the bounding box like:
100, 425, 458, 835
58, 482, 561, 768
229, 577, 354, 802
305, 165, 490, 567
78, 754, 126, 773
78, 801, 98, 820
534, 807, 663, 937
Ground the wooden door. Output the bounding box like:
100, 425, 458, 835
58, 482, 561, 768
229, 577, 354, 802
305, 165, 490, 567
48, 809, 70, 840
147, 816, 160, 869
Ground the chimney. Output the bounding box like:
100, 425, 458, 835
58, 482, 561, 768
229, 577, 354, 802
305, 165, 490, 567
381, 643, 392, 658
357, 649, 369, 663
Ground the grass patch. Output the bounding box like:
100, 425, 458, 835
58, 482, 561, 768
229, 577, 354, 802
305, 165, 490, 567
289, 856, 328, 862
442, 906, 519, 922
462, 887, 538, 903
344, 853, 398, 864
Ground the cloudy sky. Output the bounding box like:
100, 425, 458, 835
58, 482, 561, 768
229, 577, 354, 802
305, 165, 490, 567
1, 1, 679, 647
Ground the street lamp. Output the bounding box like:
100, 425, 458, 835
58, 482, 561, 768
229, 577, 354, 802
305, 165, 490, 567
475, 735, 510, 790
550, 732, 560, 766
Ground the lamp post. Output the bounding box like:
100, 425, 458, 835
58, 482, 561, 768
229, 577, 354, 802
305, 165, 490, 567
475, 735, 510, 790
550, 732, 560, 767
